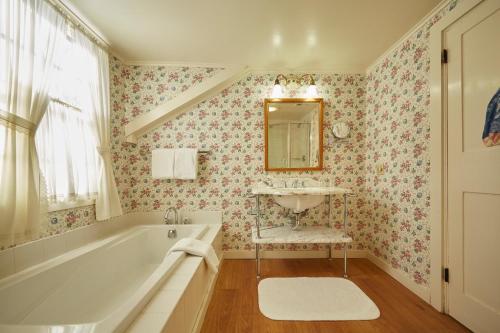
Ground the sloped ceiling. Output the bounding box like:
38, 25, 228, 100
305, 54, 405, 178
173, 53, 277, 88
68, 0, 442, 71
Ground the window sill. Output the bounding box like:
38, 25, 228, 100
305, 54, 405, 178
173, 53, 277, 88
48, 198, 95, 212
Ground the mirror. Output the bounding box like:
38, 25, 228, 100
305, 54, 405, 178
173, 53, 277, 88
264, 98, 323, 171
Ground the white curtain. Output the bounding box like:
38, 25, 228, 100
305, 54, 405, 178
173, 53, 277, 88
77, 32, 122, 220
36, 102, 99, 199
0, 0, 65, 247
36, 19, 100, 204
35, 15, 122, 220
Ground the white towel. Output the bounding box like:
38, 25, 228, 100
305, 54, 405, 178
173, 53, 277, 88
174, 148, 198, 179
169, 237, 219, 273
152, 149, 175, 179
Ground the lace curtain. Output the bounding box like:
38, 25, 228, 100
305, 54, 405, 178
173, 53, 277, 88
0, 0, 65, 247
35, 25, 122, 219
36, 102, 99, 200
0, 0, 122, 248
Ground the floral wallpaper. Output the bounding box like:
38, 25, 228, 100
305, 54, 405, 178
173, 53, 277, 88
0, 205, 96, 251
44, 205, 97, 238
365, 0, 461, 286
4, 0, 464, 293
109, 58, 369, 252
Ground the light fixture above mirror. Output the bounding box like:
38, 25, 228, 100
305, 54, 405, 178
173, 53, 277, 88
272, 74, 318, 98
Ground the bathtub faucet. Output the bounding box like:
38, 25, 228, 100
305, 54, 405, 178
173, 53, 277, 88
164, 207, 179, 225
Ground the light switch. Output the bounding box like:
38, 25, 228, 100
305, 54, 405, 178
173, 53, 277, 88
376, 164, 385, 175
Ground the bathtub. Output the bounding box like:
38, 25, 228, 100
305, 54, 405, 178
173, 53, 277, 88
0, 224, 208, 333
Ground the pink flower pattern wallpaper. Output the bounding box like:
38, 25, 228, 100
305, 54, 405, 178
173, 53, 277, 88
31, 0, 462, 290
365, 0, 460, 286
43, 206, 97, 239
109, 59, 369, 253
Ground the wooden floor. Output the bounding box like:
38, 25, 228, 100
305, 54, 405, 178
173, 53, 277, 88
200, 259, 470, 333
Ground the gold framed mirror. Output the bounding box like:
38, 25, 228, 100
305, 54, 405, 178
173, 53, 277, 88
264, 98, 324, 171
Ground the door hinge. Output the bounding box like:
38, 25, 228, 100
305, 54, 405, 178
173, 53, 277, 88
444, 267, 449, 283
441, 49, 448, 64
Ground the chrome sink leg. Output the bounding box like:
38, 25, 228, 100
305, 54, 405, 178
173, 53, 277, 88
343, 242, 348, 278
256, 243, 261, 279
292, 212, 301, 230
343, 193, 349, 278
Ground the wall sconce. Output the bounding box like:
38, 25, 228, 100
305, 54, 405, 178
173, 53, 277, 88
271, 73, 318, 98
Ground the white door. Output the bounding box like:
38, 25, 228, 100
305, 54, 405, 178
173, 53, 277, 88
445, 0, 500, 332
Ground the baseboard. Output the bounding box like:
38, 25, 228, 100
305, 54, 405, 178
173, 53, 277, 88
223, 250, 255, 259
223, 249, 368, 259
367, 253, 431, 303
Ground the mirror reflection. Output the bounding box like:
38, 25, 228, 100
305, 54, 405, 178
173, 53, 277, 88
265, 98, 323, 171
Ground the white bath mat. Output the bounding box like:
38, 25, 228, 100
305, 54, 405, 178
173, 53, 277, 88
258, 277, 380, 321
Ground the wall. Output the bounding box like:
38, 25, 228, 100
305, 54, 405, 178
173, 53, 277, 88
365, 0, 461, 287
0, 179, 98, 250
109, 58, 369, 252
2, 1, 463, 294
44, 205, 97, 237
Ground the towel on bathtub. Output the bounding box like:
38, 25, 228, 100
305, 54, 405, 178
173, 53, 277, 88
169, 237, 219, 273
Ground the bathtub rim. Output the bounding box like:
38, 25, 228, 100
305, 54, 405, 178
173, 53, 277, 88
0, 224, 207, 288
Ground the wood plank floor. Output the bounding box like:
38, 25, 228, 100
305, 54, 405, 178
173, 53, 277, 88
200, 259, 470, 333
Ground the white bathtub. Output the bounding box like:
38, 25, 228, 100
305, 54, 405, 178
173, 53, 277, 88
0, 224, 208, 333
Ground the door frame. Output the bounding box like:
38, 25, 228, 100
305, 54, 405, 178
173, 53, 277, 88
429, 0, 485, 312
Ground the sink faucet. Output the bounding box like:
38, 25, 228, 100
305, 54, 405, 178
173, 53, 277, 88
262, 178, 273, 187
164, 207, 179, 225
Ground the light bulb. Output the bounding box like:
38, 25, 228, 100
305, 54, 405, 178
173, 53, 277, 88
306, 84, 318, 97
272, 83, 283, 98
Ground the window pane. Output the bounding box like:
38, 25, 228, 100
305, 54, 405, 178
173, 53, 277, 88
1, 0, 101, 203
50, 33, 96, 110
36, 102, 99, 201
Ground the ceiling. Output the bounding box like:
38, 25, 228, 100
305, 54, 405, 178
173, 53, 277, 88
68, 0, 442, 71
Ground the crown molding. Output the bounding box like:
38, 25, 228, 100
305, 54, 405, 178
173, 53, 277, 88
115, 62, 366, 74
251, 65, 366, 75
121, 59, 233, 68
48, 0, 111, 48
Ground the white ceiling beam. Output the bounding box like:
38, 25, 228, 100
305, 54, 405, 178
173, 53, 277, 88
124, 65, 250, 143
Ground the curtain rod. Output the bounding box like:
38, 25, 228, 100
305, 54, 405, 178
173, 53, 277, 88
46, 0, 110, 51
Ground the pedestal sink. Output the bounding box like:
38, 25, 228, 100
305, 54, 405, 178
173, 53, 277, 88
251, 178, 352, 214
272, 193, 324, 213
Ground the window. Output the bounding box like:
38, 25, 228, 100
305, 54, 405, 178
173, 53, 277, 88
1, 0, 123, 239
35, 27, 100, 203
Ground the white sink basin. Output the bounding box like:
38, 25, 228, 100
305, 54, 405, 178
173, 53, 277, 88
251, 179, 352, 214
273, 193, 324, 213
